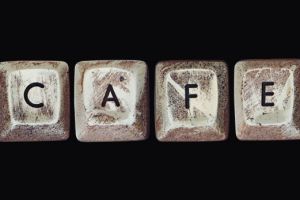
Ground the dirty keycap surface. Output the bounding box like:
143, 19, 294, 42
75, 60, 149, 142
235, 59, 300, 140
155, 61, 229, 141
0, 61, 70, 141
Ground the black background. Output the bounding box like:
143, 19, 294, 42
1, 2, 299, 197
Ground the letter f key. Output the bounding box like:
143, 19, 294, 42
155, 61, 229, 142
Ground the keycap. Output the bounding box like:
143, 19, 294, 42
0, 61, 70, 141
74, 60, 149, 142
235, 59, 300, 140
155, 61, 229, 141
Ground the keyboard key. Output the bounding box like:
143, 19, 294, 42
235, 59, 300, 140
75, 60, 149, 142
0, 61, 70, 141
155, 61, 229, 141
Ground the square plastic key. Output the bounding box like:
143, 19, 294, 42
75, 60, 149, 142
0, 61, 70, 141
155, 61, 229, 141
235, 59, 300, 140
